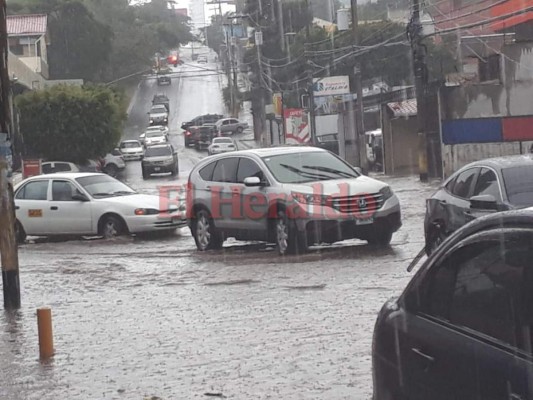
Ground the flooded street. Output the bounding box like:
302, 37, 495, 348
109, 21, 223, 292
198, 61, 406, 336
1, 47, 439, 399
1, 175, 436, 400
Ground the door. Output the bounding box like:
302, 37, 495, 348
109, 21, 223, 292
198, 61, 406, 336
400, 229, 533, 400
210, 157, 239, 230
14, 179, 51, 235
236, 157, 269, 234
48, 180, 93, 234
442, 167, 480, 233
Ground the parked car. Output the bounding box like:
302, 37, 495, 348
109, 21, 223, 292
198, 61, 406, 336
102, 152, 126, 177
152, 94, 170, 112
207, 137, 237, 155
181, 114, 224, 131
42, 160, 101, 174
141, 144, 179, 179
373, 209, 533, 400
148, 104, 169, 126
13, 172, 186, 242
315, 133, 339, 155
215, 118, 249, 135
424, 154, 533, 255
187, 147, 401, 255
190, 125, 216, 150
119, 140, 144, 161
41, 161, 80, 174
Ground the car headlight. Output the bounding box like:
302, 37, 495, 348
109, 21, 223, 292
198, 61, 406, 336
291, 191, 330, 206
149, 119, 154, 123
379, 186, 393, 201
135, 208, 159, 215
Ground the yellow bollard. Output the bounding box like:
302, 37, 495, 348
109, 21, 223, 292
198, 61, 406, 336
37, 307, 54, 359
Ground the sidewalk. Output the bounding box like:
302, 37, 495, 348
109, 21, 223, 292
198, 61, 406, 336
237, 99, 261, 150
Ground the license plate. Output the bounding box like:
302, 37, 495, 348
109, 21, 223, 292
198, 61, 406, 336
154, 167, 161, 171
355, 217, 373, 225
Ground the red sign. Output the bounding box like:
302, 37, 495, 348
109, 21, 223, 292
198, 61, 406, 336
22, 159, 42, 179
283, 108, 310, 144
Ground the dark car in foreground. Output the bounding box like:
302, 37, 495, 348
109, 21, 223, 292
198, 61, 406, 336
424, 154, 533, 254
141, 144, 178, 179
373, 209, 533, 400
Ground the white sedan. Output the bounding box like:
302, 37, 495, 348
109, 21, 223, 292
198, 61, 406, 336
13, 173, 186, 242
207, 137, 237, 155
139, 125, 169, 145
119, 140, 144, 160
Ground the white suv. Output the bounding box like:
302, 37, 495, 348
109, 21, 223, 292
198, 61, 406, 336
186, 147, 402, 255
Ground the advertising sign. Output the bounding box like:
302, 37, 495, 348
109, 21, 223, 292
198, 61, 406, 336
22, 159, 42, 179
313, 76, 350, 97
284, 108, 310, 144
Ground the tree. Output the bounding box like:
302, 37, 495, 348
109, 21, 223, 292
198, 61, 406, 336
8, 0, 113, 82
16, 85, 126, 163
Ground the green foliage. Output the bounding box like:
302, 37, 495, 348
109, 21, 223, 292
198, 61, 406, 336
203, 15, 225, 55
16, 85, 126, 163
8, 0, 112, 82
8, 0, 194, 83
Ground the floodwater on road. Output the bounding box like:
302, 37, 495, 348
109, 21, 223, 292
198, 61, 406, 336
1, 174, 437, 400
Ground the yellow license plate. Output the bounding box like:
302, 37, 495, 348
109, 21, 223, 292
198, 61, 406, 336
28, 209, 43, 218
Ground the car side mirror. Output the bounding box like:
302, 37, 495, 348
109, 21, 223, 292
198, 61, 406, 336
72, 193, 89, 202
244, 176, 262, 187
470, 194, 499, 210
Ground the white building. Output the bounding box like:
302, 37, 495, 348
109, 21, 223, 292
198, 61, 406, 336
189, 0, 206, 34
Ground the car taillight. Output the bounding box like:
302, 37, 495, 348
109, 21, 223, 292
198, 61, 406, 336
186, 131, 191, 136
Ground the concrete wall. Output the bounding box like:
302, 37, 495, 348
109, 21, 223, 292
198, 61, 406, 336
382, 109, 419, 176
440, 41, 533, 175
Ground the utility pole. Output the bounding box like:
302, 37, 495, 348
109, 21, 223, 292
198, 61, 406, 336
408, 0, 429, 181
278, 0, 285, 52
255, 30, 266, 145
0, 0, 21, 310
350, 0, 368, 172
307, 67, 317, 145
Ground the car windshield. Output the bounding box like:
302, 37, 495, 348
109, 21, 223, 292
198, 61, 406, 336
145, 147, 171, 157
262, 151, 359, 183
502, 165, 533, 207
121, 141, 140, 148
76, 175, 136, 198
150, 106, 166, 113
214, 138, 232, 143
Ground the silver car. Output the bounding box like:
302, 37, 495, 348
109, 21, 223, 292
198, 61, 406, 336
148, 104, 169, 126
215, 118, 249, 135
186, 147, 402, 255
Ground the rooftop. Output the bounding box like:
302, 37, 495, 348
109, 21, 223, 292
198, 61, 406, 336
7, 14, 47, 36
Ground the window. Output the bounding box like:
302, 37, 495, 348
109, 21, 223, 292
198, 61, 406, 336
212, 158, 238, 183
445, 176, 457, 193
54, 163, 74, 173
479, 54, 501, 82
52, 181, 77, 201
237, 158, 265, 183
472, 168, 501, 201
425, 231, 533, 348
199, 162, 216, 181
16, 180, 49, 200
451, 168, 478, 198
502, 165, 533, 207
42, 163, 54, 174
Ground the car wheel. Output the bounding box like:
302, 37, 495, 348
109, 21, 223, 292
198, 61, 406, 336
237, 126, 244, 134
367, 229, 393, 247
192, 209, 223, 251
104, 163, 118, 177
15, 220, 26, 244
99, 215, 125, 239
275, 209, 307, 255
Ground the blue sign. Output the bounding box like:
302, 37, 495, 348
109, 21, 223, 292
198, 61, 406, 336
0, 132, 13, 178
